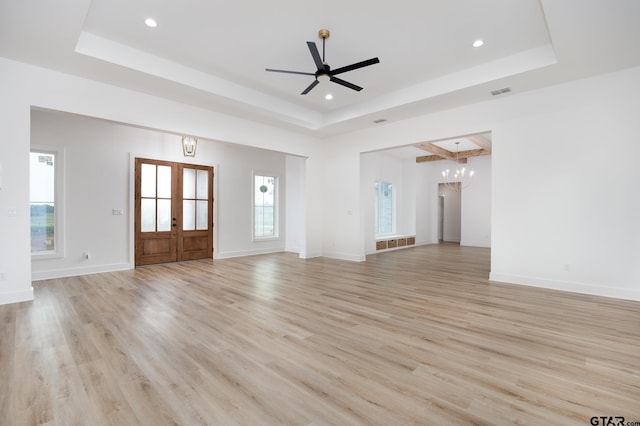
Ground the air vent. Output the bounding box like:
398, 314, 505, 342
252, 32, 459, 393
373, 118, 387, 124
490, 87, 511, 96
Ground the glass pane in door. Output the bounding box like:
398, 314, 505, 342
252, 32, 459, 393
141, 164, 156, 198
183, 200, 196, 231
196, 169, 208, 199
183, 168, 196, 199
141, 198, 156, 232
157, 165, 172, 199
157, 199, 172, 232
196, 200, 208, 230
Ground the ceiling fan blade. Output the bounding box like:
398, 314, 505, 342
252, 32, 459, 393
301, 79, 319, 95
265, 68, 315, 76
330, 57, 380, 76
307, 41, 324, 70
330, 76, 362, 91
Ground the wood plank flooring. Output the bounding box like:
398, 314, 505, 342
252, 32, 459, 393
1, 243, 639, 425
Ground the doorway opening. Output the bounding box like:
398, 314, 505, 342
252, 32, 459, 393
437, 183, 461, 243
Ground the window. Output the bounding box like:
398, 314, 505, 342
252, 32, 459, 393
374, 181, 395, 236
30, 148, 63, 256
254, 173, 278, 239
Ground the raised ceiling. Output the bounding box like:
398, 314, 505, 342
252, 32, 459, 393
1, 0, 639, 136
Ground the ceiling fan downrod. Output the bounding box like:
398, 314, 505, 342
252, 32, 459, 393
319, 29, 330, 63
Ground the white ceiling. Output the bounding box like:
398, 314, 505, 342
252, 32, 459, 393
1, 0, 639, 137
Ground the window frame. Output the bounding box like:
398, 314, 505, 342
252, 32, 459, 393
30, 146, 65, 259
252, 171, 280, 241
374, 180, 396, 237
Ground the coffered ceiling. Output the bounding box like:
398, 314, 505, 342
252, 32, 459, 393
1, 0, 639, 137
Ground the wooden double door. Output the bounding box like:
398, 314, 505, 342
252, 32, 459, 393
135, 158, 214, 266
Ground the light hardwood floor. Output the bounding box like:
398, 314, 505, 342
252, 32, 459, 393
1, 244, 639, 425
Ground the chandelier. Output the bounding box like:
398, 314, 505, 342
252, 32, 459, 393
441, 142, 474, 192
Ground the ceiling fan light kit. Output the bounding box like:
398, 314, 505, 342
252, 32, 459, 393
266, 29, 380, 95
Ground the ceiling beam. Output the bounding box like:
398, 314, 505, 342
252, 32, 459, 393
415, 143, 489, 163
415, 155, 443, 163
460, 148, 490, 158
417, 143, 456, 160
416, 155, 467, 164
468, 135, 492, 153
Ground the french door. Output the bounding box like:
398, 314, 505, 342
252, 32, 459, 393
134, 158, 214, 266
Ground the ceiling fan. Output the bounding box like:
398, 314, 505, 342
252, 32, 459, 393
266, 29, 380, 95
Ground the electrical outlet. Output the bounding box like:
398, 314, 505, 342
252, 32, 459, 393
563, 264, 570, 272
83, 251, 90, 260
0, 271, 6, 281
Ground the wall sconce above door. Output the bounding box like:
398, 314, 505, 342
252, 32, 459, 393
182, 136, 197, 157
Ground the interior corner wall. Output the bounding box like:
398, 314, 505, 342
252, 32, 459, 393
414, 163, 438, 246
0, 100, 33, 304
401, 158, 418, 237
300, 152, 324, 259
322, 148, 364, 261
285, 154, 305, 254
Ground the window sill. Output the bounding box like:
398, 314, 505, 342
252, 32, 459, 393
253, 237, 281, 243
375, 234, 412, 241
32, 251, 64, 260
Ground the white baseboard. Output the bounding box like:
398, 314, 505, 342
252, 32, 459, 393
32, 262, 133, 281
461, 240, 491, 248
299, 251, 322, 259
0, 288, 34, 305
322, 251, 366, 262
216, 247, 285, 259
489, 272, 640, 301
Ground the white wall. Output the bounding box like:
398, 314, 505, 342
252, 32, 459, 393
461, 155, 492, 247
490, 78, 640, 299
322, 148, 363, 261
0, 57, 320, 304
29, 109, 293, 279
214, 143, 287, 259
324, 66, 640, 301
401, 158, 417, 237
0, 86, 32, 304
285, 155, 305, 254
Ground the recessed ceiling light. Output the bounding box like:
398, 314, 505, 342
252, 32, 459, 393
325, 93, 333, 100
144, 18, 158, 28
472, 39, 484, 48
